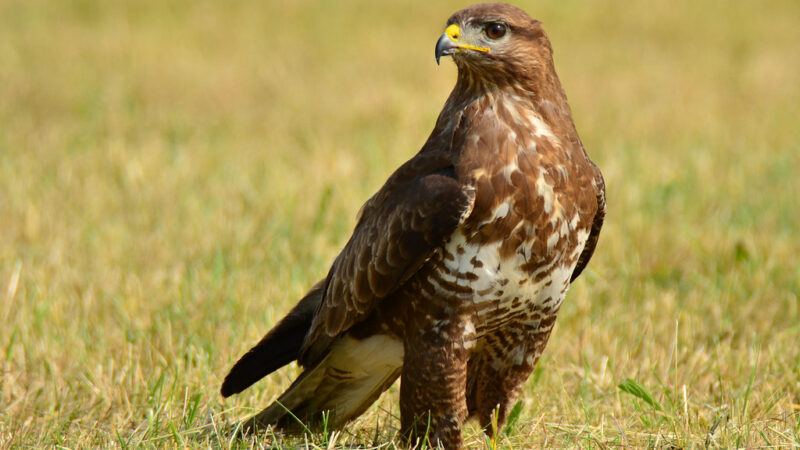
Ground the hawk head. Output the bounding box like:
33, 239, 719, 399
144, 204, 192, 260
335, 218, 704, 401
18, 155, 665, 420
435, 3, 552, 85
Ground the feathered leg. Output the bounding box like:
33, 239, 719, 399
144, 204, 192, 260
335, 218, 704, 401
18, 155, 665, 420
400, 323, 470, 449
466, 325, 554, 436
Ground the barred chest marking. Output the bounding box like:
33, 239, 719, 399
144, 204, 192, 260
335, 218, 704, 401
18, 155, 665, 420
426, 106, 592, 351
433, 213, 589, 337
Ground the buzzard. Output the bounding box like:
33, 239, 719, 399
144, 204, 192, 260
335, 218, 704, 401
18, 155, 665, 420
221, 3, 605, 448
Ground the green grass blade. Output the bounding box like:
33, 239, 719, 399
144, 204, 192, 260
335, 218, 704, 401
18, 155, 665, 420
618, 378, 663, 411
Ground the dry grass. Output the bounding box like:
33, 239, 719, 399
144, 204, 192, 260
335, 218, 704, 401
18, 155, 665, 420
1, 0, 799, 447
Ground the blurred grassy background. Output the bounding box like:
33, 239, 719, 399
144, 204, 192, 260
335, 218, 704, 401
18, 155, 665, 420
1, 0, 798, 447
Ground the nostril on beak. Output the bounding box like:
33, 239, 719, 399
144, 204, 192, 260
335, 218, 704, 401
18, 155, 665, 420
445, 24, 460, 41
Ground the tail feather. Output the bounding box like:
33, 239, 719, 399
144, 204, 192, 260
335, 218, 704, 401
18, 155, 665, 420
221, 281, 325, 398
245, 334, 404, 432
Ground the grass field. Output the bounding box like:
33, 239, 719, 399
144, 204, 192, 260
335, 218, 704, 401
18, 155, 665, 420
1, 0, 799, 447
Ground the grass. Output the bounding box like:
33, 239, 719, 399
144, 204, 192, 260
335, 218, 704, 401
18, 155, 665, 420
1, 0, 799, 447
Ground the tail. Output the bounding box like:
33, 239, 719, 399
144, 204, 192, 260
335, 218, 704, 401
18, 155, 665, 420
244, 334, 404, 432
220, 281, 325, 398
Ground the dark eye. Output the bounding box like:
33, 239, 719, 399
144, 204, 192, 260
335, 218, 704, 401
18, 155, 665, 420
485, 23, 507, 39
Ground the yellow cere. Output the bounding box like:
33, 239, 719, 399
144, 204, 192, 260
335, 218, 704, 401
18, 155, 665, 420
445, 24, 461, 40
445, 23, 490, 53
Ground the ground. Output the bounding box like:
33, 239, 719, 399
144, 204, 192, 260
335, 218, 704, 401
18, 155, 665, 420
1, 0, 798, 448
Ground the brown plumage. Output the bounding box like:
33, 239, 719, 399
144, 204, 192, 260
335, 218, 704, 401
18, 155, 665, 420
221, 3, 605, 448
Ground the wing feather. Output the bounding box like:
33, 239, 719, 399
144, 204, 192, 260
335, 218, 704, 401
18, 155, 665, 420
570, 169, 606, 282
299, 164, 474, 366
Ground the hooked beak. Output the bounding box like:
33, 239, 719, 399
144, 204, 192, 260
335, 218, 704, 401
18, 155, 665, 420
435, 33, 458, 65
435, 24, 490, 65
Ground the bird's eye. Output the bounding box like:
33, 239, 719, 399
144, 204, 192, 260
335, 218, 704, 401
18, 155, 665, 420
485, 23, 507, 39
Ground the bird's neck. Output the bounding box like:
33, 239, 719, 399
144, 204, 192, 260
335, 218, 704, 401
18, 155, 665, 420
447, 71, 574, 135
429, 66, 582, 159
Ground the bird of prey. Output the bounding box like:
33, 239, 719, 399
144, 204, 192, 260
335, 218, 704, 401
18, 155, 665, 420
221, 3, 605, 448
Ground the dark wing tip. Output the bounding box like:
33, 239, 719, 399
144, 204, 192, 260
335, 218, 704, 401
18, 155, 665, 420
221, 357, 263, 397
219, 321, 313, 397
220, 376, 238, 398
219, 281, 326, 398
220, 346, 284, 398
